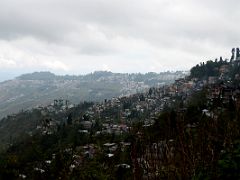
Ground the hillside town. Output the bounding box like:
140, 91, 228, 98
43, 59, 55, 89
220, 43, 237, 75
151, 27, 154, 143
0, 48, 240, 179
37, 48, 240, 137
0, 71, 185, 119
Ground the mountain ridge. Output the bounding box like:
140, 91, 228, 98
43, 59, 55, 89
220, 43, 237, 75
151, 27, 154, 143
0, 71, 185, 119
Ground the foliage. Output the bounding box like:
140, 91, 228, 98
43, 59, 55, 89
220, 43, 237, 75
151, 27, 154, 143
190, 60, 227, 79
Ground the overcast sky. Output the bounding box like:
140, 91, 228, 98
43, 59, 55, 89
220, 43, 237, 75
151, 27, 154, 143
0, 0, 239, 81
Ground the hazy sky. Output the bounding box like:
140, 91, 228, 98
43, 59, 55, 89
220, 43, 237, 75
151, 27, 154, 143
0, 0, 239, 81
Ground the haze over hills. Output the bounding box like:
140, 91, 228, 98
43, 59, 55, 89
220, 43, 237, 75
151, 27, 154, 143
0, 71, 186, 119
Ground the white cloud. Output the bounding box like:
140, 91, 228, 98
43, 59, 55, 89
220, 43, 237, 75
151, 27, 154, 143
0, 58, 16, 68
42, 60, 70, 71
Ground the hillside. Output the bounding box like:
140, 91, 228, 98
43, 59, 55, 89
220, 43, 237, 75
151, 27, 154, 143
0, 71, 185, 119
0, 48, 240, 179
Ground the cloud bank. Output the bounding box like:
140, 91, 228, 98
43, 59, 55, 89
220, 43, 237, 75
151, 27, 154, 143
0, 0, 239, 79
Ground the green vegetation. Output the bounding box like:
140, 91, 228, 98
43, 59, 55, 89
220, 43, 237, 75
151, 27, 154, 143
190, 59, 227, 79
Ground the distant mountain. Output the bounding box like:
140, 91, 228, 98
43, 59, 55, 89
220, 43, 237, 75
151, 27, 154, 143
0, 71, 185, 119
17, 71, 56, 80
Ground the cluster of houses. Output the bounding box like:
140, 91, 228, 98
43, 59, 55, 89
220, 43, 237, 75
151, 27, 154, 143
35, 53, 240, 137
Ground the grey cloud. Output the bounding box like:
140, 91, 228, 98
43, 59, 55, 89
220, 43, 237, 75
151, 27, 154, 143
0, 0, 140, 41
0, 0, 239, 77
